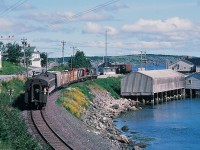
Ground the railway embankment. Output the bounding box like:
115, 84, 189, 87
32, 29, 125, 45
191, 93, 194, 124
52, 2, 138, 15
57, 77, 146, 149
83, 87, 143, 149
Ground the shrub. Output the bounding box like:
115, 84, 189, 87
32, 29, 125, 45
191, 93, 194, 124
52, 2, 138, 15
60, 88, 89, 118
0, 78, 41, 149
0, 61, 24, 75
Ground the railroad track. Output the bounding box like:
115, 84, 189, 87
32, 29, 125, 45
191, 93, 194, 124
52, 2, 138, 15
30, 109, 73, 150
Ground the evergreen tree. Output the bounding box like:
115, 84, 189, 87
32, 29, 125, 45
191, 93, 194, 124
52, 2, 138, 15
68, 50, 91, 68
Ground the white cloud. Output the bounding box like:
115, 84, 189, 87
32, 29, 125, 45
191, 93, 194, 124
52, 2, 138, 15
83, 22, 119, 35
121, 17, 200, 42
21, 11, 112, 24
122, 17, 193, 33
0, 18, 39, 34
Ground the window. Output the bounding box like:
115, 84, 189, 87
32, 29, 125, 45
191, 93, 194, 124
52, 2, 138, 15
188, 80, 192, 85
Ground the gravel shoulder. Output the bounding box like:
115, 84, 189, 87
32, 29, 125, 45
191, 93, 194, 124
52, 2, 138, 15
45, 91, 116, 150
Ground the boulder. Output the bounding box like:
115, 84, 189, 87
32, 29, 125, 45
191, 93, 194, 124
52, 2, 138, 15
121, 125, 129, 132
117, 135, 129, 143
135, 142, 148, 148
112, 104, 120, 109
133, 145, 142, 150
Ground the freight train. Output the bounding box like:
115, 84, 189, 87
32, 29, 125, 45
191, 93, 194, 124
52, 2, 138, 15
25, 68, 97, 108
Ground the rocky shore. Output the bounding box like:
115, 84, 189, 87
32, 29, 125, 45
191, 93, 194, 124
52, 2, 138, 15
83, 88, 146, 150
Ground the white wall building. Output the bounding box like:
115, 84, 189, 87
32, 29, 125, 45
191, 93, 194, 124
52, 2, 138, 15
24, 46, 41, 68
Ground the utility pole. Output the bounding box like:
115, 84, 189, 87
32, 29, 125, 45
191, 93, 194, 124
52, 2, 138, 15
21, 38, 27, 68
46, 52, 48, 72
61, 41, 66, 64
105, 30, 108, 67
70, 46, 77, 69
140, 50, 147, 71
140, 51, 143, 69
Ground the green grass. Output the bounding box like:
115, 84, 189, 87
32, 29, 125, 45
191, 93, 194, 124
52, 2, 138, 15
71, 77, 121, 100
71, 81, 94, 101
58, 77, 122, 118
93, 77, 121, 99
0, 79, 41, 149
0, 61, 24, 75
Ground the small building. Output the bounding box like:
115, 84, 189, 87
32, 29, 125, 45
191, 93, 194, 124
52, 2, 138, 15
121, 69, 185, 102
185, 72, 200, 97
102, 67, 116, 75
112, 63, 132, 74
25, 46, 41, 68
169, 57, 200, 73
98, 62, 116, 75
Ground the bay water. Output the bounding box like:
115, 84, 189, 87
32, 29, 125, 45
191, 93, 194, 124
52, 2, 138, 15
115, 98, 200, 150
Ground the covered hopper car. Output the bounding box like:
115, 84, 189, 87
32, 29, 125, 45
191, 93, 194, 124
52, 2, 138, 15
25, 68, 97, 108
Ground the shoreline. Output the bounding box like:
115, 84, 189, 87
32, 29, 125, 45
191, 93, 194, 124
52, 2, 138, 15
83, 87, 146, 150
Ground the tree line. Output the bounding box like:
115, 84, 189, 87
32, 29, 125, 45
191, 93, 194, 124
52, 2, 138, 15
0, 41, 92, 69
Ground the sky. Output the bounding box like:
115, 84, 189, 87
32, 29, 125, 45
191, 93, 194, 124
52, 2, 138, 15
0, 0, 200, 58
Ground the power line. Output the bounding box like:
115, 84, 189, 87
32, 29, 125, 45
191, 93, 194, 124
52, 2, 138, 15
49, 0, 120, 28
0, 0, 28, 17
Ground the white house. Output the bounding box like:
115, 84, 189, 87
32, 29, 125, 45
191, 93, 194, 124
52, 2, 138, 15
169, 57, 200, 73
24, 46, 41, 68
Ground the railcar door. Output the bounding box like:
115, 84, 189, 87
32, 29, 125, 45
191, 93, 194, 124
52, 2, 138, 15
32, 84, 41, 103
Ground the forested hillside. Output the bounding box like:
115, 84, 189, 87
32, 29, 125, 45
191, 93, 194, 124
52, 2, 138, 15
49, 54, 183, 67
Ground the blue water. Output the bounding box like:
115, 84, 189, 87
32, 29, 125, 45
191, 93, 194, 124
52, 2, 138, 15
115, 98, 200, 150
132, 65, 166, 71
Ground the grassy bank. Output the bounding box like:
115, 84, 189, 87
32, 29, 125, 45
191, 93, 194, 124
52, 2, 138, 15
0, 78, 41, 150
0, 61, 24, 75
58, 77, 121, 118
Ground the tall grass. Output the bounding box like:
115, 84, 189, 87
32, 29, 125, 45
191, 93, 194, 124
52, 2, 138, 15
58, 87, 89, 118
93, 77, 121, 99
58, 77, 121, 118
0, 79, 41, 149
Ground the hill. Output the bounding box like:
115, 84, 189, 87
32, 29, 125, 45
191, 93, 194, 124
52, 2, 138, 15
49, 54, 183, 67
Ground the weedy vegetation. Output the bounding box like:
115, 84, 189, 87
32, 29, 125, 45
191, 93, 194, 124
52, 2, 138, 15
0, 61, 24, 75
58, 77, 121, 118
0, 78, 41, 150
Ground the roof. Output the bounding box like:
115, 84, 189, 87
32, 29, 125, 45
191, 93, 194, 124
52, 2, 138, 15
138, 69, 184, 79
24, 46, 37, 53
185, 57, 200, 66
32, 58, 41, 61
186, 72, 200, 80
170, 59, 194, 66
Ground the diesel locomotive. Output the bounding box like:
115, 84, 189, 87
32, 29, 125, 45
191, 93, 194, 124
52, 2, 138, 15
25, 68, 97, 108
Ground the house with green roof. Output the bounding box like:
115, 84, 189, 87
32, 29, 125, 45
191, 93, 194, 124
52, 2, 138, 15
24, 46, 41, 68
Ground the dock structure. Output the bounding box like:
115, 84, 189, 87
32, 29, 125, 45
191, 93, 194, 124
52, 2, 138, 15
121, 69, 185, 105
185, 72, 200, 98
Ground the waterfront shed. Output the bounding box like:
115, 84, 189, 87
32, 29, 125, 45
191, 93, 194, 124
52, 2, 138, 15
185, 72, 200, 90
121, 69, 185, 97
169, 57, 200, 73
185, 72, 200, 97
